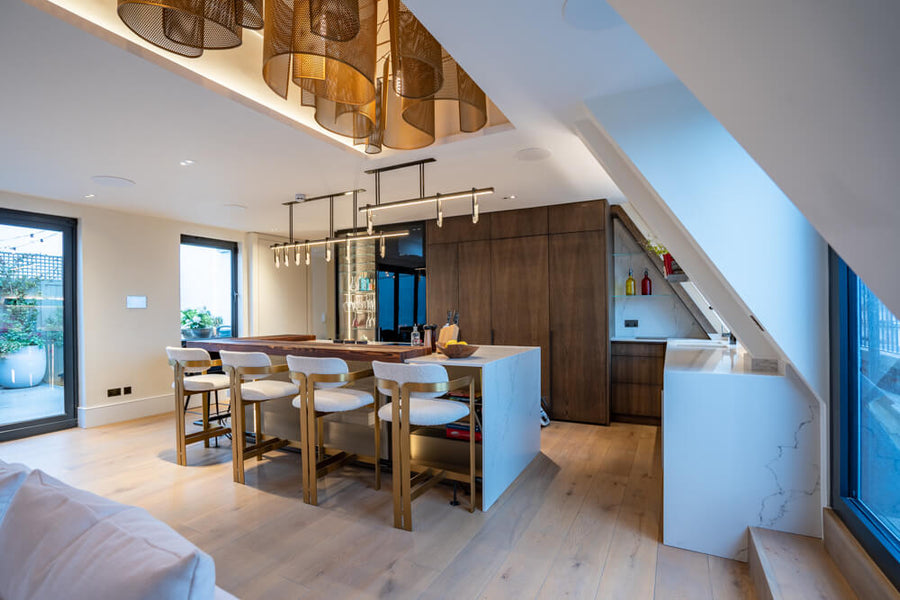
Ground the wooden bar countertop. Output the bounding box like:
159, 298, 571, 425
185, 335, 431, 363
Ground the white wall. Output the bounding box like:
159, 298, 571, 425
583, 82, 829, 402
1, 190, 249, 426
246, 233, 310, 336
608, 0, 900, 320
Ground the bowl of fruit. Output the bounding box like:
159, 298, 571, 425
436, 340, 479, 358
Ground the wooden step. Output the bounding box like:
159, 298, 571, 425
749, 527, 857, 600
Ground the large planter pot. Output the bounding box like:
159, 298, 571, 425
0, 345, 47, 388
193, 327, 215, 339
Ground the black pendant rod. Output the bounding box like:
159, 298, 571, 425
364, 157, 435, 175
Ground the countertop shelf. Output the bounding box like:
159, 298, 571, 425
611, 294, 673, 298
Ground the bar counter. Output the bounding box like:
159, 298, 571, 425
185, 335, 431, 363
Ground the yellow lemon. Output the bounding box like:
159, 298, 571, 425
446, 340, 458, 345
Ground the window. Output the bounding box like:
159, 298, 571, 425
180, 236, 238, 339
0, 208, 77, 441
831, 251, 900, 587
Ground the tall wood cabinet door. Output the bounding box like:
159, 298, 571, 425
426, 243, 458, 325
458, 240, 492, 344
549, 230, 609, 424
491, 236, 550, 398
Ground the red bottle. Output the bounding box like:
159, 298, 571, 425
641, 269, 652, 295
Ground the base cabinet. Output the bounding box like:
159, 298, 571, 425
610, 341, 665, 424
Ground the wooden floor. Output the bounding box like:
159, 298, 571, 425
0, 414, 755, 599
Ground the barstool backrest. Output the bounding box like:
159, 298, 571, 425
286, 356, 348, 389
165, 346, 212, 373
220, 351, 272, 380
372, 361, 448, 399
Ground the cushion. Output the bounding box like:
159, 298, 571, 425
0, 460, 30, 523
378, 398, 469, 426
165, 347, 213, 374
172, 373, 230, 392
0, 470, 215, 600
286, 355, 349, 390
292, 387, 373, 413
372, 361, 448, 399
219, 351, 271, 381
236, 380, 299, 401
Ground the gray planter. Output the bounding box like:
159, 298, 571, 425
0, 345, 47, 388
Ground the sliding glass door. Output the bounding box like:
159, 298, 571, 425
0, 208, 77, 441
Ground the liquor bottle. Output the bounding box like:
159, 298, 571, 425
641, 269, 652, 295
625, 268, 636, 296
411, 325, 421, 346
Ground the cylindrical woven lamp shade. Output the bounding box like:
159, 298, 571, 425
302, 89, 376, 139
383, 76, 435, 150
118, 0, 261, 58
435, 55, 488, 133
389, 0, 443, 100
309, 0, 360, 42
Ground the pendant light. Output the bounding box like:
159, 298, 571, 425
118, 0, 262, 58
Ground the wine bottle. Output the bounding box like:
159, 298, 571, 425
641, 269, 652, 295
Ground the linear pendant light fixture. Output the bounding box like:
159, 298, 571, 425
359, 158, 493, 230
270, 188, 409, 268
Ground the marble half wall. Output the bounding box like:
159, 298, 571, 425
663, 365, 821, 561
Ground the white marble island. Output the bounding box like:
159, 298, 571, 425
662, 339, 822, 561
408, 345, 541, 510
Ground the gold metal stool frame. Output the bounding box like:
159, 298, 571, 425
223, 363, 293, 484
169, 357, 231, 466
376, 375, 476, 531
291, 367, 380, 505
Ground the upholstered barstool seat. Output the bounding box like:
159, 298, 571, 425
287, 355, 378, 505
376, 398, 469, 426
291, 387, 373, 412
236, 379, 299, 401
220, 350, 298, 484
372, 361, 476, 531
175, 373, 230, 392
165, 346, 232, 466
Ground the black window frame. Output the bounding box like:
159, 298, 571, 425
830, 249, 900, 589
0, 207, 78, 441
179, 235, 239, 338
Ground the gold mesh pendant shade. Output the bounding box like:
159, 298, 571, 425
117, 0, 261, 58
264, 0, 376, 107
261, 0, 492, 153
310, 0, 360, 42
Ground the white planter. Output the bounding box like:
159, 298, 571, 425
0, 345, 47, 388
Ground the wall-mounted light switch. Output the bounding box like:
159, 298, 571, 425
624, 319, 639, 328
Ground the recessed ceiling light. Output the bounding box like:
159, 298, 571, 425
91, 175, 136, 188
83, 194, 95, 199
504, 195, 517, 200
515, 147, 552, 161
179, 159, 195, 167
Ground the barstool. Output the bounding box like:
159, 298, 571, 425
372, 361, 476, 531
286, 356, 378, 505
220, 351, 299, 484
165, 347, 231, 466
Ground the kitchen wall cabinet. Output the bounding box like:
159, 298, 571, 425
549, 230, 608, 423
426, 200, 609, 424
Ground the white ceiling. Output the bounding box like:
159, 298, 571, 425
0, 0, 675, 239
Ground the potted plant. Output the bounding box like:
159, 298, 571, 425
0, 262, 46, 388
642, 239, 686, 279
181, 307, 223, 339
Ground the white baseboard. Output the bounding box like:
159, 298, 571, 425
78, 393, 175, 428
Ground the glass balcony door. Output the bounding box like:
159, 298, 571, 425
0, 208, 77, 441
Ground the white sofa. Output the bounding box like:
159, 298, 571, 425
0, 460, 236, 599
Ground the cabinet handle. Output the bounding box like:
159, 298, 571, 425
491, 329, 495, 344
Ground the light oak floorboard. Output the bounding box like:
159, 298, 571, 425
0, 415, 754, 599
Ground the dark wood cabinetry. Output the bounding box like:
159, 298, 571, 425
426, 200, 609, 424
549, 230, 608, 423
610, 341, 665, 424
491, 235, 551, 398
